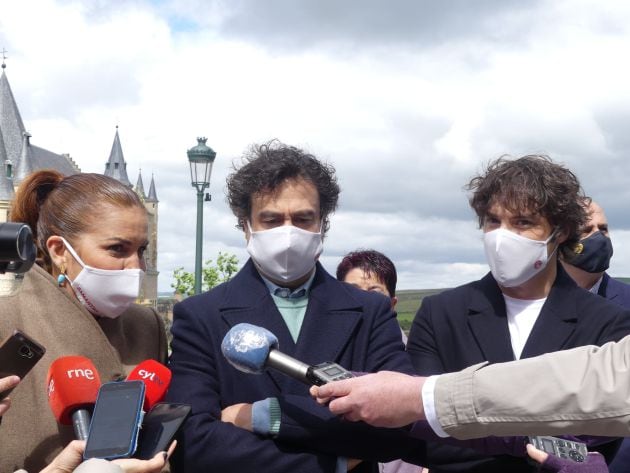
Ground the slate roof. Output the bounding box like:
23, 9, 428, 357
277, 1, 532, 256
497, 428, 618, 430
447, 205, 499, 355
146, 174, 158, 202
0, 68, 79, 193
104, 129, 132, 187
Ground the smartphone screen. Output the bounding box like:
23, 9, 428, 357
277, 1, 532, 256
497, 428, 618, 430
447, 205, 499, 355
134, 402, 191, 459
0, 330, 46, 399
84, 381, 145, 460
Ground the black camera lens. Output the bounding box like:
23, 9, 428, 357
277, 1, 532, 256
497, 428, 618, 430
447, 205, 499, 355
19, 344, 34, 358
0, 222, 36, 274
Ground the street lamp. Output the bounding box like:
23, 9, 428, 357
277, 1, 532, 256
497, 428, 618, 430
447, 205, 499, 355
187, 137, 216, 295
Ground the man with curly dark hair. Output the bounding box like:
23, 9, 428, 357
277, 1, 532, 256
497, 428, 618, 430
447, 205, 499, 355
406, 155, 630, 472
167, 140, 421, 472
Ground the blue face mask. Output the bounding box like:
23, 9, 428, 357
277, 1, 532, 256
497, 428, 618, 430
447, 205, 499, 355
564, 231, 614, 274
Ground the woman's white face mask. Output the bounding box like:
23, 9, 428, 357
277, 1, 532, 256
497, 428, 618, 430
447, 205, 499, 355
483, 228, 558, 287
60, 237, 144, 318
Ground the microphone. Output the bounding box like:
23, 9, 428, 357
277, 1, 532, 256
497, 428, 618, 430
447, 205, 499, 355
126, 359, 172, 411
221, 323, 354, 386
46, 356, 101, 440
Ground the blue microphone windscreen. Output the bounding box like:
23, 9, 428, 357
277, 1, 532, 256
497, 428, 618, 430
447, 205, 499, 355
221, 323, 279, 374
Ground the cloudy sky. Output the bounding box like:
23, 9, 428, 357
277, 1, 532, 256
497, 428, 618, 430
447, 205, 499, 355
2, 0, 630, 292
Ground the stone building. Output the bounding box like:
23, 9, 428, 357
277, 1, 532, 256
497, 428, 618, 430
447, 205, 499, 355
0, 63, 159, 307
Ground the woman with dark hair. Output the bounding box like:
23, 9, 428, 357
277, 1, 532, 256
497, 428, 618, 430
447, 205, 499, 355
0, 170, 168, 472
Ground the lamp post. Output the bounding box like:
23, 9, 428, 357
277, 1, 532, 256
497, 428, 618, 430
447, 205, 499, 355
187, 137, 216, 295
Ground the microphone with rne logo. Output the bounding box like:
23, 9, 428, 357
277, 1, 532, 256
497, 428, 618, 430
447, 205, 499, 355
126, 359, 172, 411
46, 355, 101, 441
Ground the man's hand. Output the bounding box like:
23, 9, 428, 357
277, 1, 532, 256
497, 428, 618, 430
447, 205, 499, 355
0, 375, 20, 416
221, 403, 253, 431
310, 371, 427, 428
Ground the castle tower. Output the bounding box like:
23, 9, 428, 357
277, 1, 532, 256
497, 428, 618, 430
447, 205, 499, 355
143, 173, 159, 306
104, 127, 132, 187
0, 63, 79, 222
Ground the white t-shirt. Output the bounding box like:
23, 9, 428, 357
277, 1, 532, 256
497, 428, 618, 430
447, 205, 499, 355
503, 294, 547, 360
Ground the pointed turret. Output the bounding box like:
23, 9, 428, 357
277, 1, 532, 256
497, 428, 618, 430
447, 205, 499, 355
14, 131, 34, 184
146, 174, 158, 203
0, 68, 27, 172
135, 169, 146, 199
104, 127, 132, 187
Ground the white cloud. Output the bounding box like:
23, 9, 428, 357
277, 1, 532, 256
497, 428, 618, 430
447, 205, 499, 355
2, 0, 630, 293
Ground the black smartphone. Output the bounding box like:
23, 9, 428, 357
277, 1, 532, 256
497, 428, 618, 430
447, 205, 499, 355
134, 402, 191, 460
529, 435, 588, 463
0, 329, 46, 399
84, 381, 146, 460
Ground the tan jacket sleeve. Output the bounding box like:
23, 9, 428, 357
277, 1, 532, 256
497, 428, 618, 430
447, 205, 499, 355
434, 334, 630, 439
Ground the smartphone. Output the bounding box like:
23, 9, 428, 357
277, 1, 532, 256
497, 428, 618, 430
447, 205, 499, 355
134, 402, 191, 460
529, 435, 588, 463
84, 380, 145, 460
0, 329, 46, 399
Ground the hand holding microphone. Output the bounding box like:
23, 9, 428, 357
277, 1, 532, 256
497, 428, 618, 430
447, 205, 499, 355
221, 323, 353, 385
46, 356, 101, 440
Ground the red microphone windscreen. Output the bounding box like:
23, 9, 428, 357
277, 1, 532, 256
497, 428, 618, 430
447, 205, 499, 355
47, 356, 101, 424
126, 359, 172, 410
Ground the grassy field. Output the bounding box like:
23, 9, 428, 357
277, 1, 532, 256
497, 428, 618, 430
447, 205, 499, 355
395, 288, 447, 332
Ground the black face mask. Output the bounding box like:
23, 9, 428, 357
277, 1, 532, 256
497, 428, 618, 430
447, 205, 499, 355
565, 231, 614, 273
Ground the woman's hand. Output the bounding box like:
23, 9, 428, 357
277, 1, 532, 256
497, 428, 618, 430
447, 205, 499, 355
111, 440, 176, 473
39, 440, 86, 473
0, 375, 20, 416
526, 443, 608, 472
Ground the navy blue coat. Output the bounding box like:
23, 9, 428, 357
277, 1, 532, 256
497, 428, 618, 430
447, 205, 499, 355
166, 260, 418, 472
599, 273, 630, 473
407, 266, 630, 473
598, 272, 630, 307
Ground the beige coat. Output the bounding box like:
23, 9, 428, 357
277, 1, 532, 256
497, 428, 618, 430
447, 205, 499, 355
0, 265, 168, 473
435, 334, 630, 439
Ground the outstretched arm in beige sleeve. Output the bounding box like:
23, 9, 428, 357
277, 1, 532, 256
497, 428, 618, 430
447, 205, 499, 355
436, 335, 630, 439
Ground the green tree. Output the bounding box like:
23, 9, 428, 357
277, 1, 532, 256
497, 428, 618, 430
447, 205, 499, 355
172, 251, 239, 297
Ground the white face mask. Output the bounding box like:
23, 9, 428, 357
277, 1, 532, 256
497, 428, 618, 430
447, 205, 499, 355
246, 222, 323, 283
60, 237, 144, 318
483, 228, 558, 288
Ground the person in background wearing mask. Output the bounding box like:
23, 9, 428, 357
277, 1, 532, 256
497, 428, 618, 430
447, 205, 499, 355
561, 199, 630, 303
166, 141, 420, 472
0, 170, 168, 472
405, 155, 630, 472
560, 199, 630, 473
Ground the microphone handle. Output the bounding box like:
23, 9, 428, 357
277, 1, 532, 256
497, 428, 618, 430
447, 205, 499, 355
266, 349, 311, 384
72, 408, 91, 440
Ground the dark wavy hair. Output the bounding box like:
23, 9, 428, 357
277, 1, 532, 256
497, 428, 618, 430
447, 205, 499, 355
336, 249, 397, 297
467, 154, 588, 250
226, 140, 340, 234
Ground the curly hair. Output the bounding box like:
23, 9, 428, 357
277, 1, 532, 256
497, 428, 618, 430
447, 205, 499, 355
336, 249, 397, 297
226, 140, 340, 234
467, 155, 588, 250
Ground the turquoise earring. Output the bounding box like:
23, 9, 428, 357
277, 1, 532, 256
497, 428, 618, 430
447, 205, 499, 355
57, 264, 67, 287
